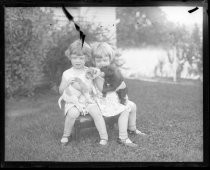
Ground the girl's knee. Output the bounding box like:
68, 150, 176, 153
128, 101, 137, 111
66, 107, 80, 119
119, 110, 129, 117
87, 104, 100, 114
88, 104, 102, 118
132, 102, 137, 111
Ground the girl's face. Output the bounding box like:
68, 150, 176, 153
94, 55, 110, 68
70, 54, 86, 69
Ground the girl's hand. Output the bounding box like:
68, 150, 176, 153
86, 67, 101, 80
73, 78, 89, 94
100, 72, 105, 77
93, 75, 104, 93
67, 77, 76, 86
64, 78, 77, 92
76, 105, 83, 113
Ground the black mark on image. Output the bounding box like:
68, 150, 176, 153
188, 7, 199, 13
62, 6, 85, 47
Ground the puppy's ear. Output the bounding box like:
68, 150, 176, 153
106, 66, 115, 76
100, 66, 114, 77
100, 66, 108, 75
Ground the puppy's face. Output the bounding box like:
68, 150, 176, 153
100, 66, 114, 80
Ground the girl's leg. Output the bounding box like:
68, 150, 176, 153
61, 107, 80, 142
127, 100, 137, 131
127, 100, 146, 135
118, 109, 129, 140
87, 104, 108, 142
118, 108, 138, 147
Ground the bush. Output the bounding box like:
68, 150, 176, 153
5, 8, 56, 98
5, 8, 125, 97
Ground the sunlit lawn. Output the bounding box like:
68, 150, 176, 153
5, 79, 203, 162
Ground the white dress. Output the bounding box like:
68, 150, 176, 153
58, 67, 96, 116
94, 81, 131, 117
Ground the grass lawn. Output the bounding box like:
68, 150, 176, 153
4, 79, 203, 162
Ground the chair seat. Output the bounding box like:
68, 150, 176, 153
74, 114, 119, 130
75, 115, 95, 129
76, 114, 119, 123
77, 114, 93, 123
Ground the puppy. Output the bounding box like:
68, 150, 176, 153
58, 77, 94, 109
100, 65, 128, 105
86, 67, 101, 80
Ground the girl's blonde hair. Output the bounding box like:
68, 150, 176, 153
91, 42, 115, 62
65, 39, 91, 61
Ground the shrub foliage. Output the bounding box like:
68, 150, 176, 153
5, 8, 56, 98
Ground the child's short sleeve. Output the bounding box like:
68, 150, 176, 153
62, 69, 74, 82
62, 72, 68, 82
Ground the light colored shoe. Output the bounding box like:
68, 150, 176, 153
61, 137, 69, 146
128, 129, 146, 136
99, 139, 108, 146
117, 138, 138, 147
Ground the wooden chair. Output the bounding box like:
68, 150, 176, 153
61, 101, 119, 141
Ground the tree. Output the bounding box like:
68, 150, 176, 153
116, 7, 169, 48
165, 24, 191, 81
188, 24, 202, 77
116, 7, 203, 82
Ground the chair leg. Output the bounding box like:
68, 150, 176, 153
109, 122, 115, 129
76, 128, 81, 142
72, 126, 76, 141
74, 123, 81, 142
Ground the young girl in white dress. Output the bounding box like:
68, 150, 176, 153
91, 42, 146, 147
58, 40, 108, 146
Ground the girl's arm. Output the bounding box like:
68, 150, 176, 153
59, 73, 74, 95
93, 76, 104, 92
59, 74, 68, 95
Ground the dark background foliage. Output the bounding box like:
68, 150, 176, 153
5, 7, 202, 98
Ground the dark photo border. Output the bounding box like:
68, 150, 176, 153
0, 0, 209, 168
